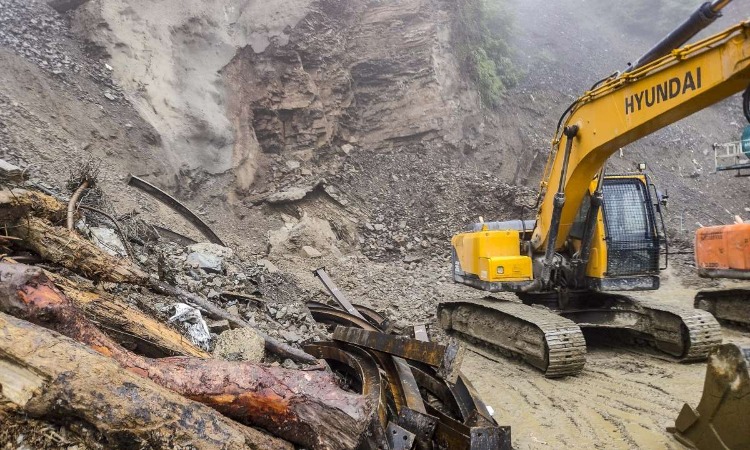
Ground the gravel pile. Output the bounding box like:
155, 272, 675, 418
0, 0, 122, 98
138, 240, 327, 352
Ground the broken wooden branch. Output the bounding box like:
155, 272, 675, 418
67, 180, 89, 230
11, 215, 149, 283
0, 312, 292, 450
0, 263, 370, 449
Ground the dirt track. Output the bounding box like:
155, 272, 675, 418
461, 273, 750, 450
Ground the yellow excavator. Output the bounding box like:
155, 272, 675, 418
439, 0, 750, 377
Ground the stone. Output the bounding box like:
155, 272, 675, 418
208, 319, 230, 334
226, 304, 240, 317
403, 254, 423, 263
285, 160, 301, 170
213, 328, 265, 363
88, 227, 128, 257
282, 330, 302, 343
104, 92, 116, 101
47, 0, 90, 13
185, 243, 234, 273
257, 259, 279, 273
373, 223, 385, 231
265, 186, 311, 204
281, 358, 299, 370
341, 144, 354, 155
301, 245, 322, 258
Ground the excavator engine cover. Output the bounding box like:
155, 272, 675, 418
695, 223, 750, 276
670, 344, 750, 449
452, 228, 532, 282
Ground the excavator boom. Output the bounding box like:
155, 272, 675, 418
534, 21, 750, 251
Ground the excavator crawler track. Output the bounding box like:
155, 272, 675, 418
637, 300, 723, 362
694, 289, 750, 327
438, 299, 586, 378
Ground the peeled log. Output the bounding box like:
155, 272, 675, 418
0, 312, 291, 450
0, 263, 370, 449
11, 216, 148, 283
50, 273, 209, 358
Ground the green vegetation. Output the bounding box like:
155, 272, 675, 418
453, 0, 518, 108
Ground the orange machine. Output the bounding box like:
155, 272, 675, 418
696, 223, 750, 278
694, 222, 750, 327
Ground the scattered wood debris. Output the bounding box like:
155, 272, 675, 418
0, 183, 507, 449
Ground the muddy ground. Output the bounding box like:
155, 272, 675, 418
464, 276, 750, 450
307, 254, 750, 450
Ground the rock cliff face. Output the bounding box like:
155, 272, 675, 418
72, 0, 479, 192
71, 0, 315, 186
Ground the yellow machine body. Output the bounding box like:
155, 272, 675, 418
453, 174, 657, 286
452, 228, 532, 282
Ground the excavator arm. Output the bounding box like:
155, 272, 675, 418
534, 20, 750, 253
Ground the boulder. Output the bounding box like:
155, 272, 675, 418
185, 243, 234, 273
213, 328, 265, 363
302, 245, 322, 258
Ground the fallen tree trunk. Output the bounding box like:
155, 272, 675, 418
0, 312, 291, 450
0, 263, 370, 450
12, 216, 149, 283
51, 273, 209, 358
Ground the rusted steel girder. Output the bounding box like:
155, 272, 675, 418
305, 342, 389, 449
308, 304, 380, 332
333, 326, 465, 383
309, 269, 511, 449
126, 175, 225, 246
314, 268, 363, 318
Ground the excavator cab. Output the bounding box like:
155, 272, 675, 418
582, 174, 667, 291
452, 173, 666, 293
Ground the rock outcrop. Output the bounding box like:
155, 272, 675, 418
70, 0, 479, 192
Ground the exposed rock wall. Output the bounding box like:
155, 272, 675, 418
222, 0, 482, 191
70, 0, 315, 184
71, 0, 480, 192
